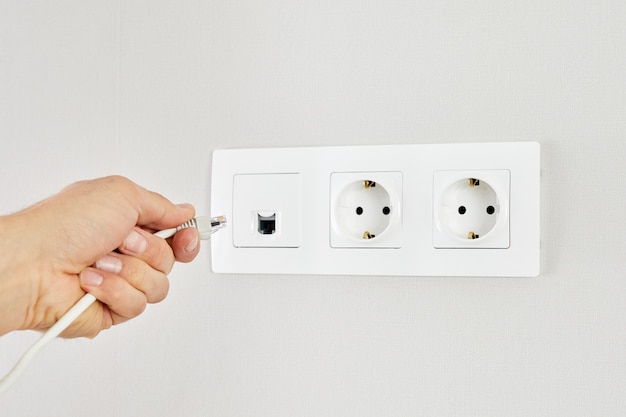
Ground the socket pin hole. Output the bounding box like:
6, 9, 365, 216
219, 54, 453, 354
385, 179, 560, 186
382, 206, 390, 215
486, 206, 495, 215
458, 206, 467, 215
356, 207, 363, 215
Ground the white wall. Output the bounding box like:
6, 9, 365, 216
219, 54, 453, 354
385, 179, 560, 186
1, 1, 625, 415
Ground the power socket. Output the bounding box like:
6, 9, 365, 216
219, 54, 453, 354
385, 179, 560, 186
433, 169, 510, 249
211, 142, 540, 277
330, 171, 403, 248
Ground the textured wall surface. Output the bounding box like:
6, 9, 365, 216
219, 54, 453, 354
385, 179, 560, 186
1, 1, 625, 416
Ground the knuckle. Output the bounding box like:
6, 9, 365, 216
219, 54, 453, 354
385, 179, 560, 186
112, 289, 146, 318
126, 260, 148, 288
151, 240, 175, 274
101, 175, 141, 201
130, 300, 147, 317
123, 257, 169, 304
103, 175, 132, 187
109, 287, 125, 307
149, 276, 170, 304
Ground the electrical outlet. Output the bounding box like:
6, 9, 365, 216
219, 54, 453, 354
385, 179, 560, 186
211, 142, 540, 277
433, 169, 510, 249
330, 172, 403, 248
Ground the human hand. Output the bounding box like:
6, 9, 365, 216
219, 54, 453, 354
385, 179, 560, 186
0, 176, 200, 338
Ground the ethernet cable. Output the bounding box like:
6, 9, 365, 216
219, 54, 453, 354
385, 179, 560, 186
0, 215, 226, 395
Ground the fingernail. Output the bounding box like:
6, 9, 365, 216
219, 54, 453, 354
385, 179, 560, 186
185, 235, 199, 253
81, 270, 103, 287
176, 203, 193, 210
95, 255, 122, 274
123, 230, 148, 254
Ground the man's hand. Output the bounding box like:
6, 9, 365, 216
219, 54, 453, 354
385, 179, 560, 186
0, 176, 200, 338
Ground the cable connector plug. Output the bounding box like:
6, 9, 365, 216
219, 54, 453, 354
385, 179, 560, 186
153, 215, 227, 239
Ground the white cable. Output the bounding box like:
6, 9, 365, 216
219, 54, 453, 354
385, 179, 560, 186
0, 215, 226, 395
0, 293, 97, 395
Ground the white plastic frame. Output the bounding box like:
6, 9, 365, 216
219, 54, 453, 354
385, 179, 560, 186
211, 142, 540, 277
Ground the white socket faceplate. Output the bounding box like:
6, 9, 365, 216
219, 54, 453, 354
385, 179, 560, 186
232, 173, 302, 248
211, 142, 540, 277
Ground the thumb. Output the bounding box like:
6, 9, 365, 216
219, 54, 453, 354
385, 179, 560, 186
133, 185, 196, 230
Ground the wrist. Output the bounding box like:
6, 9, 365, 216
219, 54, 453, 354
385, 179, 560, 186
0, 213, 38, 335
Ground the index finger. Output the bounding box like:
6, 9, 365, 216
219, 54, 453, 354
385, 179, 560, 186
129, 182, 196, 230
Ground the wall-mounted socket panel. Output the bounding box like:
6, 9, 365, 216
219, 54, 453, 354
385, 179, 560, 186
211, 142, 540, 277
